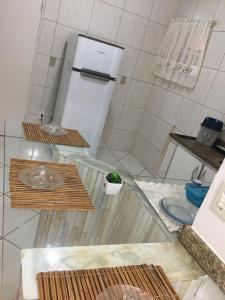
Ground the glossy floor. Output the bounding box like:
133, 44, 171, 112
0, 135, 153, 300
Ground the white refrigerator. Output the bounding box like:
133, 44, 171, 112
54, 34, 124, 139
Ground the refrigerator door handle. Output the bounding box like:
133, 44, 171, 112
72, 67, 116, 82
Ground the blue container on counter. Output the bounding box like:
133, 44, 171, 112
185, 182, 209, 208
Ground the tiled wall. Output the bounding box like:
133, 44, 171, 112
26, 0, 179, 152
132, 0, 225, 174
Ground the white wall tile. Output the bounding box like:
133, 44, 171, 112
205, 71, 225, 114
38, 19, 56, 55
119, 46, 139, 77
42, 87, 57, 116
142, 141, 161, 172
102, 0, 125, 8
52, 24, 83, 59
139, 111, 156, 142
44, 0, 61, 21
146, 85, 166, 115
105, 102, 123, 127
46, 58, 63, 89
214, 0, 225, 31
203, 32, 225, 70
176, 98, 202, 135
184, 67, 217, 104
26, 114, 40, 124
28, 85, 44, 115
150, 0, 179, 26
126, 80, 152, 109
159, 91, 181, 125
151, 118, 172, 151
116, 12, 147, 48
58, 0, 94, 31
118, 106, 143, 130
102, 126, 115, 147
132, 134, 149, 162
194, 0, 220, 19
112, 76, 130, 103
142, 21, 167, 55
89, 1, 123, 40
33, 54, 49, 86
111, 129, 136, 151
176, 0, 198, 18
134, 51, 156, 82
125, 0, 155, 18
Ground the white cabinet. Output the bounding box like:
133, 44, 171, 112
159, 143, 217, 183
166, 146, 202, 180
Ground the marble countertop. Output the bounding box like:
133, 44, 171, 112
22, 242, 205, 300
135, 180, 198, 232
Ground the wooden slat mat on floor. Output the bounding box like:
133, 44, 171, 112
22, 122, 90, 147
37, 264, 180, 300
9, 158, 95, 211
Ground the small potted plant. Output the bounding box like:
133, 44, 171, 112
104, 171, 123, 195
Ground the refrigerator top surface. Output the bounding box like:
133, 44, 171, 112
71, 34, 124, 78
78, 34, 124, 50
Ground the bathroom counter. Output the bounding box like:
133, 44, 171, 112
21, 242, 205, 300
170, 133, 224, 171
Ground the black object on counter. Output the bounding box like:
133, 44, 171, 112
201, 117, 223, 132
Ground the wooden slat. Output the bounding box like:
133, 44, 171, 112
22, 122, 90, 147
9, 158, 95, 211
37, 264, 181, 300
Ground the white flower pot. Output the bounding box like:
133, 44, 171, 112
104, 176, 123, 195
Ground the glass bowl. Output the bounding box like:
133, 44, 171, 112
96, 285, 153, 300
40, 123, 68, 136
19, 165, 64, 189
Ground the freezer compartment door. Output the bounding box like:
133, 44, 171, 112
73, 35, 123, 78
60, 70, 114, 137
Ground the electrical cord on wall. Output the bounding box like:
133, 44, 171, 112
40, 113, 44, 124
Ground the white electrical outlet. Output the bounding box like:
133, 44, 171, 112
211, 181, 225, 220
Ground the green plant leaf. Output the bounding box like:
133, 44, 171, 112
106, 171, 122, 184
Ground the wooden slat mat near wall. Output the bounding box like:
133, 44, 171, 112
37, 264, 180, 300
9, 158, 95, 211
22, 122, 90, 147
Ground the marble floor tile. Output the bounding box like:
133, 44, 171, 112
2, 239, 21, 300
96, 148, 118, 164
6, 214, 40, 249
112, 151, 129, 160
0, 144, 4, 165
111, 160, 129, 173
3, 195, 39, 236
139, 169, 153, 177
0, 166, 3, 194
120, 153, 145, 175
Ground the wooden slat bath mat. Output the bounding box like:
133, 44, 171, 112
37, 264, 180, 300
9, 158, 95, 211
22, 122, 90, 147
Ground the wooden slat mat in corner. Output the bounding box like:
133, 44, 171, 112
37, 264, 181, 300
22, 122, 90, 147
9, 158, 95, 211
